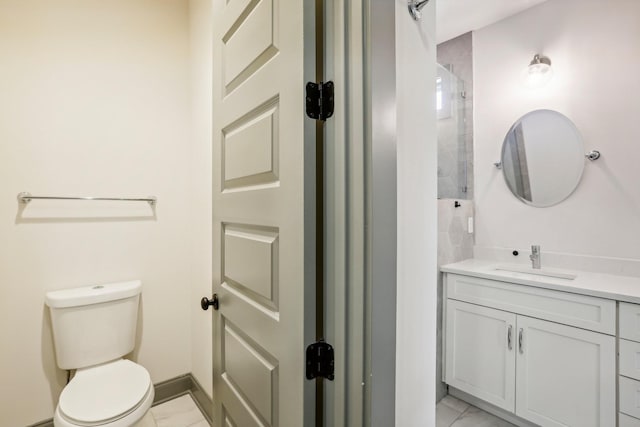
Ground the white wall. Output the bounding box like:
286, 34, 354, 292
395, 0, 437, 425
188, 0, 213, 399
474, 0, 640, 261
0, 1, 193, 425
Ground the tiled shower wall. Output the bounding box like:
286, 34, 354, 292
436, 66, 467, 199
437, 32, 474, 200
436, 199, 475, 402
436, 32, 474, 403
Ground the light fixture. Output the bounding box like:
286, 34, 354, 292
522, 54, 553, 88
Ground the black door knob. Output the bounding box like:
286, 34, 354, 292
201, 294, 219, 311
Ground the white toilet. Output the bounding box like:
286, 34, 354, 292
45, 280, 154, 427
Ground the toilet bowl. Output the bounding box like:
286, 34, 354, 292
45, 281, 153, 427
53, 359, 154, 427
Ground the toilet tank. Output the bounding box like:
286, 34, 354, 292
45, 280, 142, 370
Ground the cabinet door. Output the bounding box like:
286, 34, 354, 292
620, 302, 640, 341
620, 339, 640, 381
445, 299, 516, 411
515, 316, 615, 427
620, 376, 640, 419
620, 413, 640, 427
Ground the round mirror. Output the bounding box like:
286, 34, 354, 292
501, 109, 584, 207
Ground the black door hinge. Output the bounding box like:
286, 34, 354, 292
306, 340, 335, 380
305, 81, 334, 121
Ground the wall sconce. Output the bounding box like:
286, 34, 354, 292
522, 54, 553, 88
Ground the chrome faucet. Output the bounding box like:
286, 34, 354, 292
530, 245, 541, 269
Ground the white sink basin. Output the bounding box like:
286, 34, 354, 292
494, 265, 577, 280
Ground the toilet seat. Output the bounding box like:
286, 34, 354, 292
54, 359, 154, 427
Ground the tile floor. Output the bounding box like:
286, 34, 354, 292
144, 392, 507, 427
136, 394, 210, 427
436, 395, 517, 427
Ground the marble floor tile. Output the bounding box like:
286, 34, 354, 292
150, 394, 209, 427
132, 412, 157, 427
151, 392, 513, 427
450, 405, 517, 427
436, 395, 518, 427
436, 401, 463, 427
439, 395, 470, 414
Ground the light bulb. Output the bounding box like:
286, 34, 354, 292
522, 54, 553, 88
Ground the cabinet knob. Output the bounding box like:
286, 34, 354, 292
507, 325, 513, 350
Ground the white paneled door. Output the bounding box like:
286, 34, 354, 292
211, 0, 316, 426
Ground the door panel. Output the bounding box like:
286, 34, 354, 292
222, 0, 279, 94
212, 0, 314, 425
222, 320, 278, 424
222, 98, 279, 189
445, 299, 516, 411
223, 224, 279, 312
515, 316, 615, 427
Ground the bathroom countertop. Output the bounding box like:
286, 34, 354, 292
441, 259, 640, 304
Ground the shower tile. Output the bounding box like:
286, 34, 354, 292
449, 216, 465, 245
438, 178, 457, 200
439, 148, 455, 177
439, 202, 454, 232
438, 232, 455, 264
461, 245, 474, 260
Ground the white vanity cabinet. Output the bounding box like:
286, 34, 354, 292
444, 273, 616, 427
618, 303, 640, 424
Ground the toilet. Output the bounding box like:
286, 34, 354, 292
45, 280, 154, 427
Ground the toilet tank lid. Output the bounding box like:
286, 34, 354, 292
45, 280, 142, 308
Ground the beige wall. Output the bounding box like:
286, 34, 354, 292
0, 1, 201, 425
188, 0, 214, 399
474, 0, 640, 261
